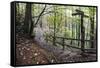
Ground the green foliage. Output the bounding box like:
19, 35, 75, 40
16, 3, 97, 49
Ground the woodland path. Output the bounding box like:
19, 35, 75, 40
16, 33, 96, 65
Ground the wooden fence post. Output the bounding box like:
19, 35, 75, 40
62, 38, 65, 50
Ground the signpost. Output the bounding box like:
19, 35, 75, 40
72, 9, 89, 53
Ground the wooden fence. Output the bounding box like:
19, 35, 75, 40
45, 35, 96, 53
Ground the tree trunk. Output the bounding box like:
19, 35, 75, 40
29, 4, 34, 36
24, 3, 31, 34
81, 15, 85, 52
53, 6, 57, 46
90, 17, 94, 48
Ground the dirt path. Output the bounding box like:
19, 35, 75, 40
16, 34, 97, 65
16, 34, 57, 65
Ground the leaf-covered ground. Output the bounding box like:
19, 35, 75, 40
16, 34, 57, 65
16, 33, 97, 65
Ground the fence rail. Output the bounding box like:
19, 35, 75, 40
45, 35, 96, 53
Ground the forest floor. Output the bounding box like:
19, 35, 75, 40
16, 33, 58, 65
16, 33, 97, 65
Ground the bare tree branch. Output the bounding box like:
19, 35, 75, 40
32, 11, 58, 18
34, 5, 47, 26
